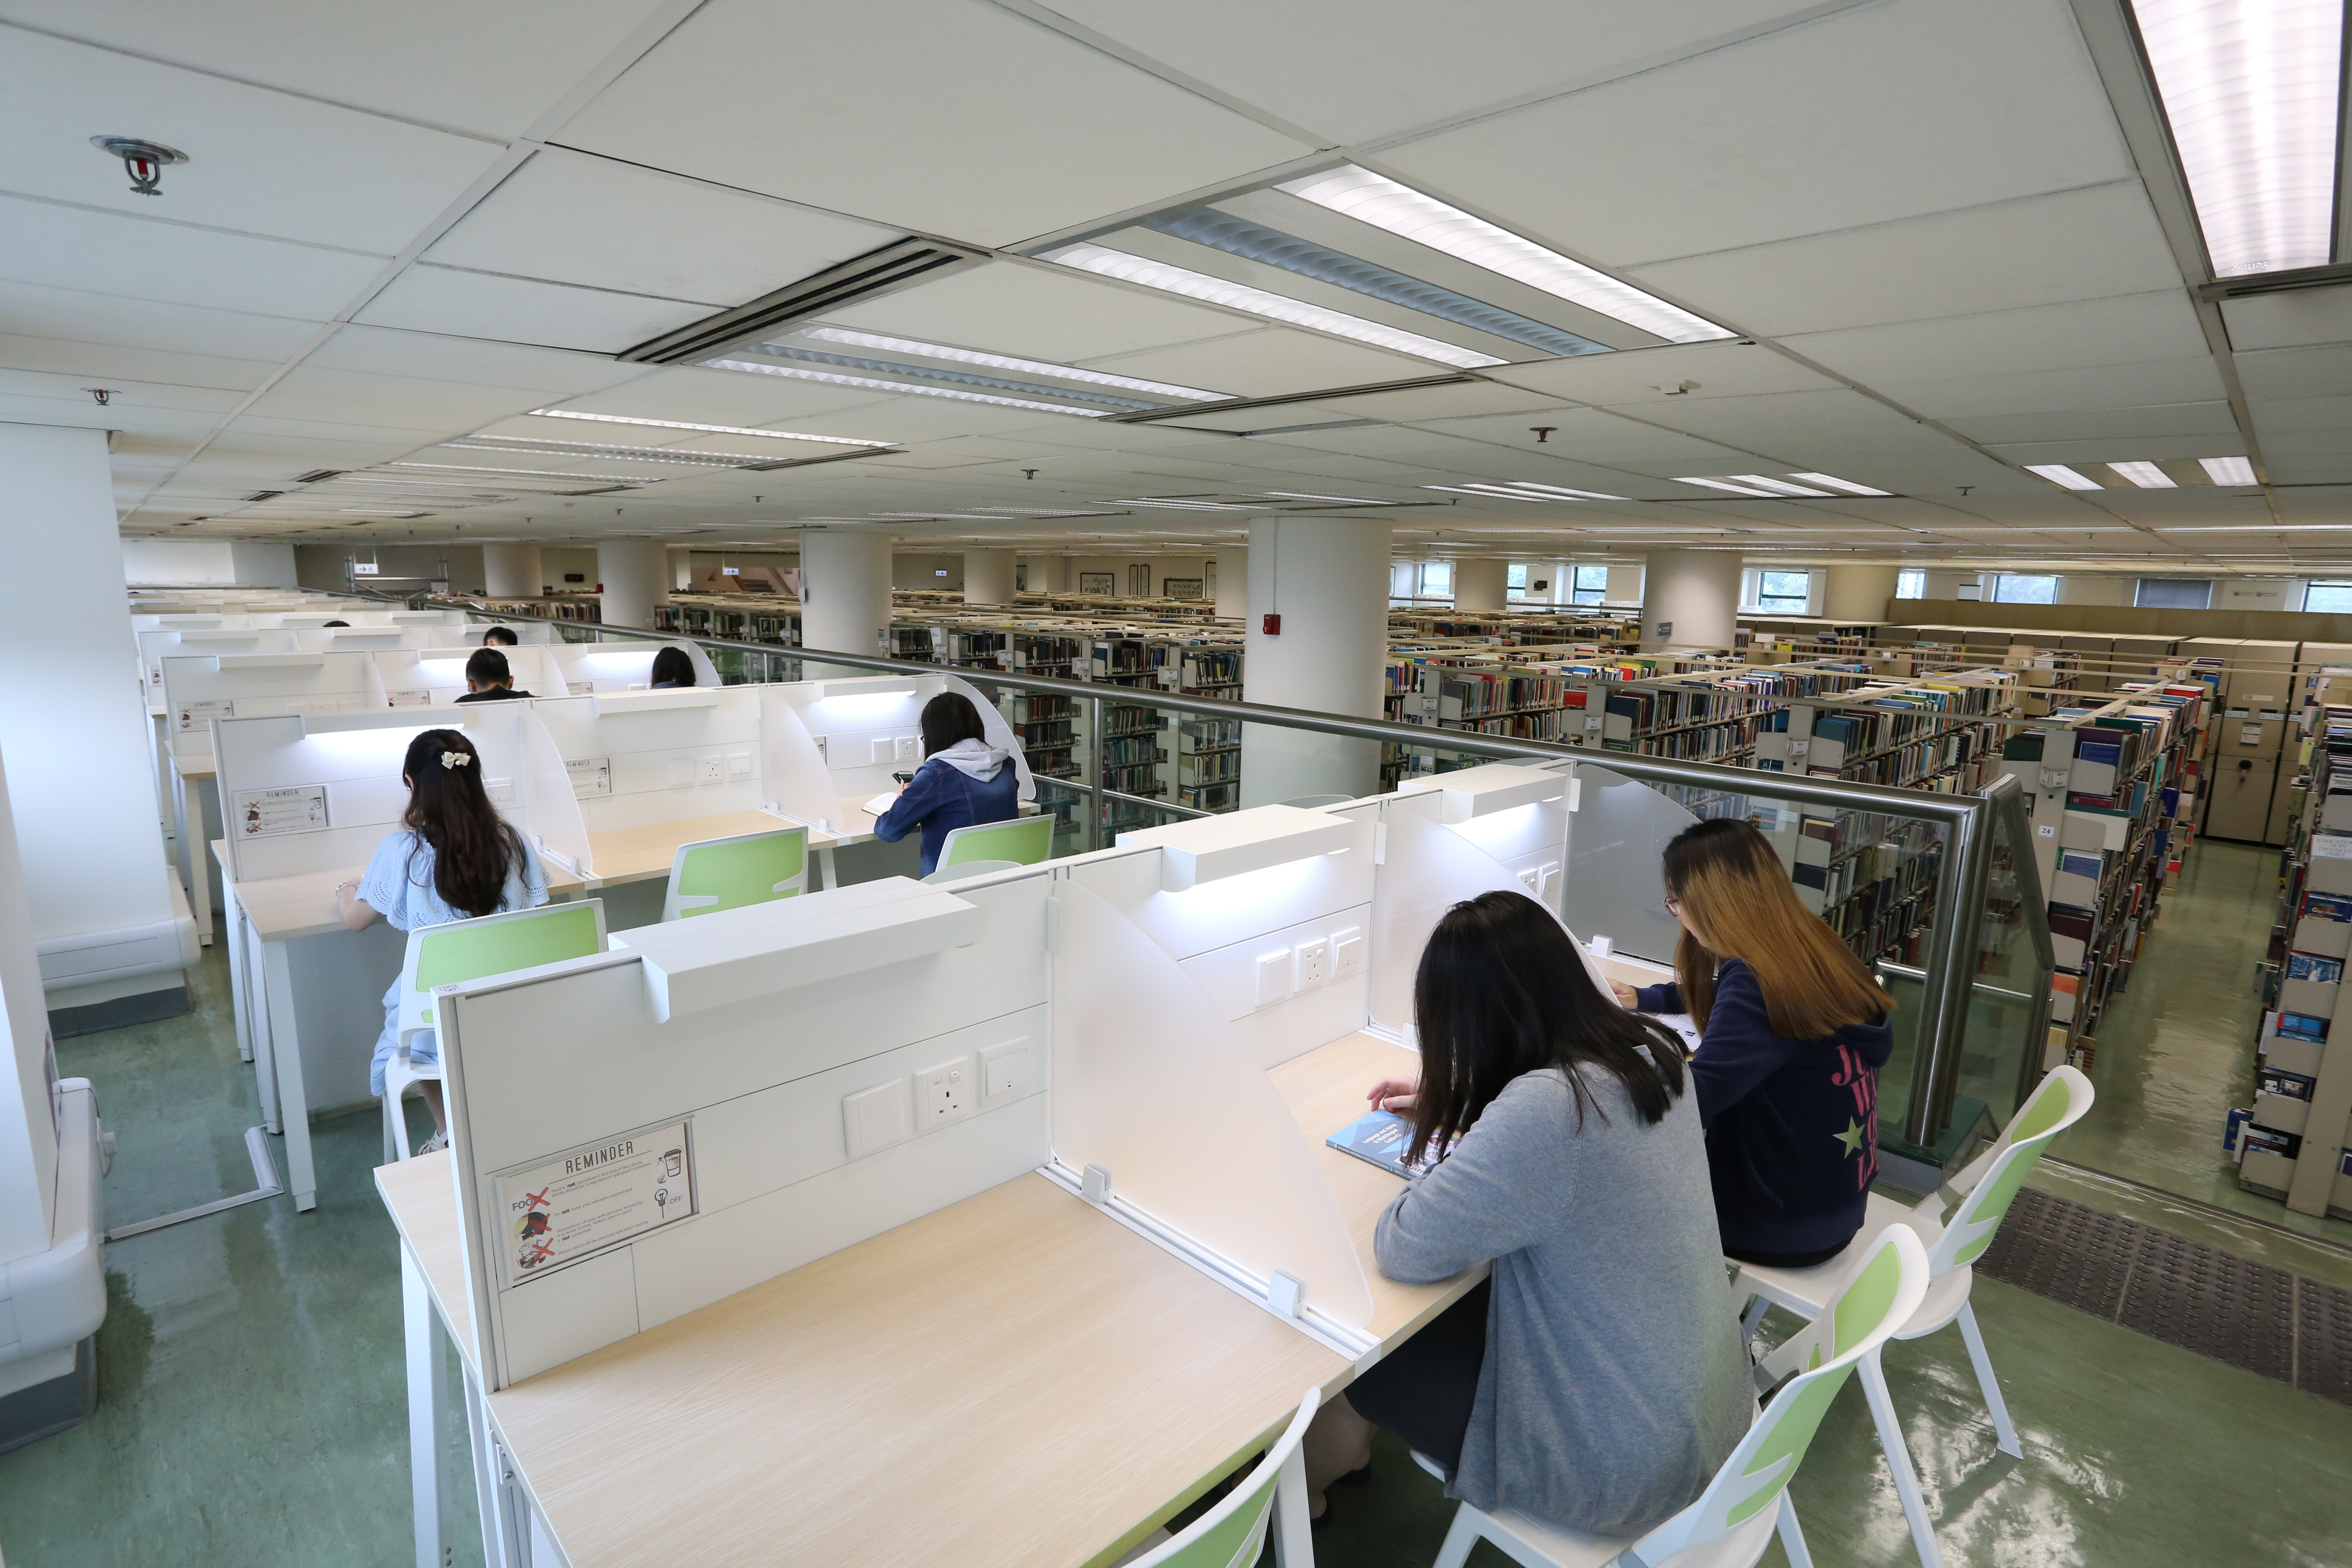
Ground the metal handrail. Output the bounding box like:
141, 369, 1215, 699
422, 597, 2001, 1145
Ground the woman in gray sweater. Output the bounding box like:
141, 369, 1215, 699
1306, 891, 1753, 1537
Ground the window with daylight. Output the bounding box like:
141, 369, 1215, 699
1419, 561, 1453, 598
1572, 564, 1610, 605
1755, 570, 1812, 612
2135, 578, 2211, 610
1507, 563, 1528, 588
1896, 569, 1926, 599
1991, 574, 2058, 604
2307, 581, 2352, 615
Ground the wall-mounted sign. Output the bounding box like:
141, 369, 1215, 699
492, 1120, 695, 1287
567, 756, 612, 798
234, 784, 329, 838
177, 697, 233, 732
351, 562, 380, 576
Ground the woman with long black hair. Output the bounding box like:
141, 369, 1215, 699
1304, 891, 1750, 1537
871, 691, 1020, 877
337, 728, 549, 1153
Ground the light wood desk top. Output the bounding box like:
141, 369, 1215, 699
378, 1166, 1344, 1568
583, 810, 806, 885
1267, 1032, 1482, 1353
1598, 952, 1675, 989
174, 758, 216, 782
227, 855, 589, 943
377, 1149, 475, 1358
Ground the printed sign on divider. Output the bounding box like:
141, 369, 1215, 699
490, 1119, 697, 1287
234, 784, 329, 837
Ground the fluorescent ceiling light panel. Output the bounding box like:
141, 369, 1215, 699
1726, 475, 1834, 496
1112, 498, 1256, 510
1785, 472, 1893, 496
1277, 166, 1734, 344
1262, 490, 1394, 504
2159, 523, 2352, 531
2106, 461, 2178, 489
1038, 242, 1506, 368
706, 357, 1114, 416
1496, 481, 1630, 501
1672, 477, 1783, 498
798, 328, 1226, 401
2200, 456, 2259, 485
440, 437, 783, 467
388, 463, 665, 484
2024, 464, 2103, 490
525, 410, 893, 447
2132, 0, 2343, 277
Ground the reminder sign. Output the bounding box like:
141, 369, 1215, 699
233, 785, 329, 838
567, 756, 612, 799
492, 1121, 695, 1287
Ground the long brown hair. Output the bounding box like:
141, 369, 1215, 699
1409, 891, 1687, 1165
400, 729, 523, 919
1662, 818, 1894, 1038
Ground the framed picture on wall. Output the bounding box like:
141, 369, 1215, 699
1163, 578, 1203, 600
1078, 572, 1115, 594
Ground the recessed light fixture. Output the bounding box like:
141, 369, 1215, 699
2132, 0, 2343, 276
2158, 524, 2352, 532
524, 409, 894, 447
1724, 475, 1834, 496
1672, 477, 1784, 498
1421, 482, 1629, 502
2107, 461, 2177, 489
1786, 472, 1893, 496
440, 437, 782, 467
1111, 497, 1258, 510
1277, 165, 1734, 344
1038, 242, 1507, 369
1262, 491, 1394, 505
2024, 464, 2104, 490
798, 328, 1226, 402
2200, 456, 2259, 486
705, 356, 1116, 416
389, 463, 666, 484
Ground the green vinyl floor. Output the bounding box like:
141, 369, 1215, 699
3, 845, 2352, 1566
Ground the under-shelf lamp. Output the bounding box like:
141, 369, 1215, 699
1394, 763, 1565, 823
1119, 804, 1357, 893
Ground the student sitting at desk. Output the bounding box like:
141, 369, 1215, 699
649, 646, 695, 689
337, 729, 549, 1155
871, 692, 1017, 877
454, 646, 533, 704
1308, 891, 1750, 1536
481, 626, 519, 647
1608, 818, 1896, 1268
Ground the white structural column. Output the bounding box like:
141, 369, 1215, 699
595, 539, 670, 631
482, 542, 543, 597
1034, 554, 1073, 594
1454, 557, 1508, 612
1214, 546, 1248, 621
963, 548, 1017, 606
1541, 559, 1574, 605
0, 424, 186, 1024
799, 530, 894, 658
1823, 564, 1901, 623
1241, 517, 1391, 805
1641, 548, 1742, 652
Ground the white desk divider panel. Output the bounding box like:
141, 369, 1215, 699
1096, 805, 1377, 1069
756, 685, 844, 831
771, 674, 1037, 835
1393, 761, 1573, 913
547, 640, 721, 695
374, 645, 571, 707
163, 652, 390, 768
292, 626, 448, 653
527, 686, 768, 853
438, 872, 1050, 1387
261, 612, 394, 629
1047, 869, 1375, 1351
139, 628, 297, 707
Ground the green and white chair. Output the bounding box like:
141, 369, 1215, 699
925, 814, 1055, 883
1425, 1225, 1930, 1568
1730, 1066, 2095, 1568
379, 899, 606, 1163
1116, 1386, 1319, 1568
661, 825, 809, 921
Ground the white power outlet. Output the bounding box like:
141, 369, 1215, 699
894, 734, 922, 762
1294, 937, 1329, 991
1332, 926, 1365, 979
726, 751, 753, 778
698, 755, 724, 783
1255, 949, 1293, 1008
979, 1040, 1031, 1102
916, 1057, 974, 1128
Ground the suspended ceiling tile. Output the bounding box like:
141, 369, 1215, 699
301, 325, 652, 397
243, 364, 563, 434
1076, 327, 1439, 399
421, 149, 902, 308
0, 391, 212, 437
0, 29, 506, 254
1378, 0, 2133, 269
1312, 381, 1566, 423
1629, 387, 1957, 456
2218, 287, 2352, 353
1406, 406, 1758, 467
749, 393, 1106, 444
2274, 484, 2352, 514
1947, 401, 2238, 445
1781, 291, 2209, 387
2249, 395, 2352, 439
1629, 183, 2181, 338
351, 266, 710, 354
0, 332, 283, 395
1478, 342, 1836, 405
552, 0, 1311, 248
815, 261, 1254, 370
1875, 358, 2230, 422
2096, 490, 2275, 524
0, 279, 327, 364
0, 195, 388, 320
2235, 344, 2352, 402
493, 365, 896, 432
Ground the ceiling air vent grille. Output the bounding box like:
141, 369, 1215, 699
243, 490, 283, 502
619, 239, 989, 365
292, 470, 344, 484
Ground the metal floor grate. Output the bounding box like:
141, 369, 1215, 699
1977, 1188, 2352, 1407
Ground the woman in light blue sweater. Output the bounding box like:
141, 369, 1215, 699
1305, 891, 1752, 1537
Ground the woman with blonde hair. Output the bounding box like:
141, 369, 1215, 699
1611, 817, 1895, 1266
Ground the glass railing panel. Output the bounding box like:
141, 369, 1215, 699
1954, 776, 2055, 1135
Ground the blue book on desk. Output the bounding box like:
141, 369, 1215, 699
1326, 1111, 1452, 1177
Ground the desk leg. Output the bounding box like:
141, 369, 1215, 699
182, 776, 213, 946
223, 890, 254, 1065
462, 1365, 517, 1568
402, 1245, 450, 1568
258, 942, 316, 1211
815, 844, 837, 891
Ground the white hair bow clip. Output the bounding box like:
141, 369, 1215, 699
441, 750, 472, 769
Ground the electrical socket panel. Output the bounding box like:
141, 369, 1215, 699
1516, 866, 1540, 893
893, 735, 922, 763
1294, 937, 1329, 992
1332, 926, 1365, 979
1255, 949, 1293, 1009
870, 738, 896, 765
698, 755, 724, 783
726, 751, 753, 778
916, 1056, 974, 1129
667, 756, 696, 787
842, 1079, 912, 1161
483, 776, 516, 807
978, 1039, 1031, 1103
1537, 861, 1561, 899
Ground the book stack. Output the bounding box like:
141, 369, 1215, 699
2239, 789, 2352, 1219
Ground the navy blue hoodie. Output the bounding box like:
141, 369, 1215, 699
1634, 958, 1893, 1257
